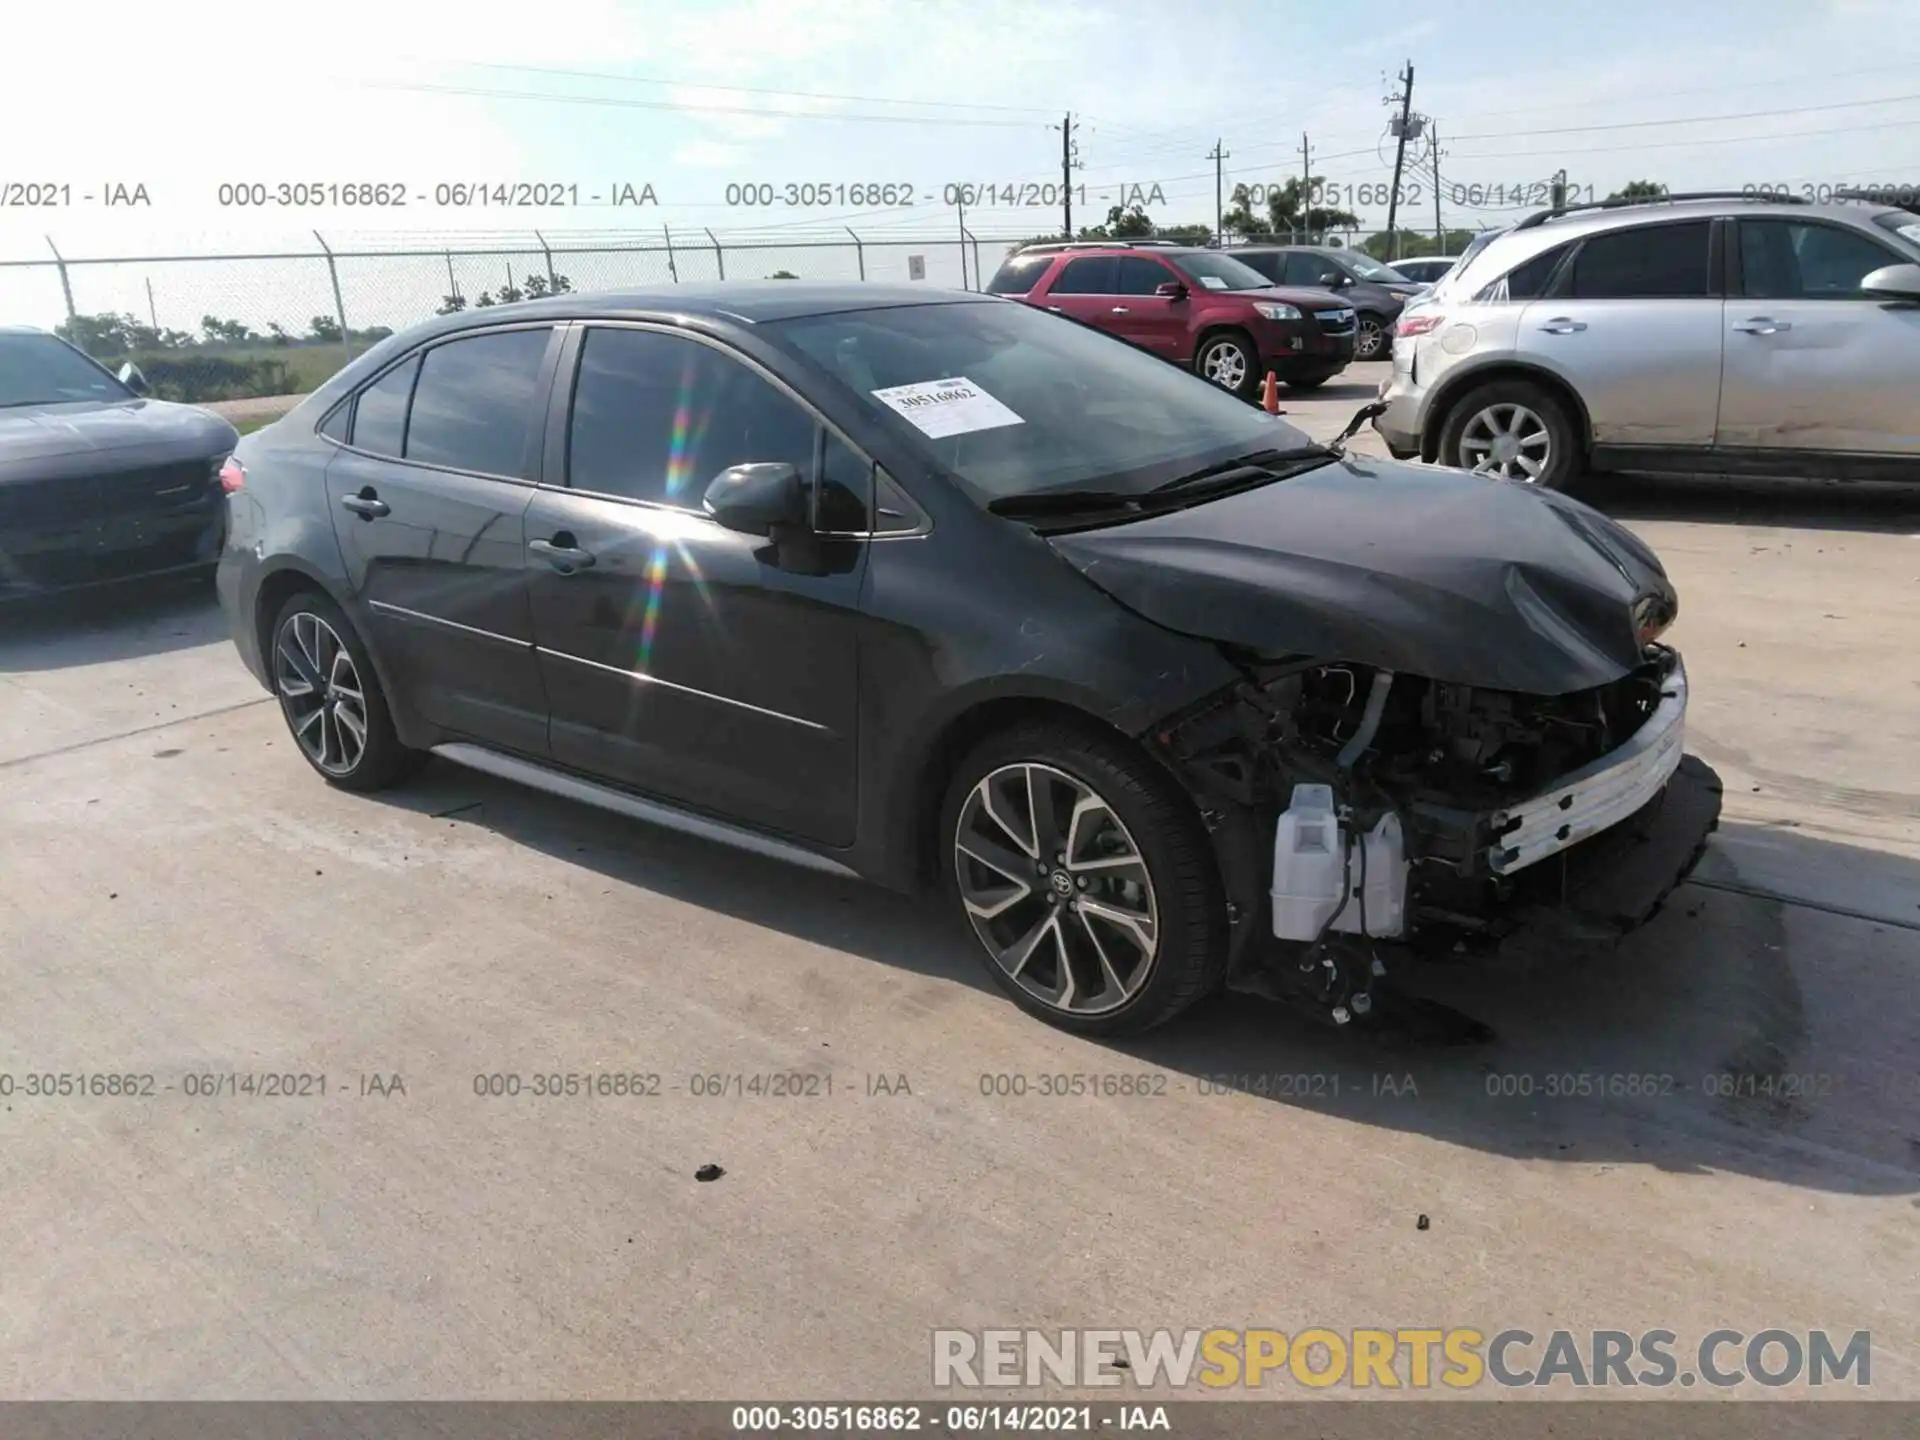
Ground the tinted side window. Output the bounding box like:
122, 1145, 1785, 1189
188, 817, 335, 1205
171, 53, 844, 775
1740, 219, 1899, 299
404, 328, 552, 477
1115, 257, 1177, 295
1568, 222, 1711, 299
350, 355, 418, 457
1049, 257, 1117, 294
988, 255, 1054, 295
568, 328, 817, 507
1493, 243, 1572, 301
317, 400, 351, 443
1235, 253, 1284, 283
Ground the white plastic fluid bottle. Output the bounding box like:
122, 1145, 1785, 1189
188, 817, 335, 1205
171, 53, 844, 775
1271, 783, 1345, 941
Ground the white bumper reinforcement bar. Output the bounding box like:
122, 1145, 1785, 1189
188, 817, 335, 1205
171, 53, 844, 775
1486, 658, 1689, 877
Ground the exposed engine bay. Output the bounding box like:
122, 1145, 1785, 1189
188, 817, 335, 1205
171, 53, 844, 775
1150, 644, 1700, 1029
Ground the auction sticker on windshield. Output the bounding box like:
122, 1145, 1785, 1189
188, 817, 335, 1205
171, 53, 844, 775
873, 377, 1025, 439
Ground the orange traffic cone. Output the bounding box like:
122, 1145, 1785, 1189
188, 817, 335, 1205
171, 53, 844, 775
1261, 372, 1280, 414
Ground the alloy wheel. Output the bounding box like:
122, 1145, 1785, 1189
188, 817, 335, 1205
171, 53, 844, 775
1457, 402, 1552, 482
1198, 341, 1248, 392
953, 762, 1159, 1017
274, 610, 369, 777
1356, 316, 1385, 360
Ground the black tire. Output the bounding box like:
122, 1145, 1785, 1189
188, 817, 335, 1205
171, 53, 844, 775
1354, 312, 1389, 361
1192, 330, 1260, 399
1436, 377, 1582, 490
939, 719, 1228, 1036
268, 589, 422, 792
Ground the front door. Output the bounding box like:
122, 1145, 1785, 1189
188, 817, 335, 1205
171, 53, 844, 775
324, 324, 560, 757
1716, 216, 1920, 455
1106, 254, 1187, 358
525, 324, 866, 847
1515, 219, 1724, 447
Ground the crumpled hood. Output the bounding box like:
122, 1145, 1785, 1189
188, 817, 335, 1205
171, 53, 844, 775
0, 399, 236, 477
1046, 454, 1675, 696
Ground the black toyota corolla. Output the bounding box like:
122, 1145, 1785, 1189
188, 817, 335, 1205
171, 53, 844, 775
0, 326, 238, 598
217, 283, 1722, 1036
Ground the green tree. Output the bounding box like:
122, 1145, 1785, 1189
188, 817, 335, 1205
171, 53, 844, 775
436, 293, 467, 315
1106, 204, 1154, 238
768, 269, 800, 279
1223, 178, 1359, 242
495, 279, 524, 304
474, 293, 496, 308
308, 314, 342, 343
1155, 222, 1215, 246
1607, 180, 1668, 202
265, 321, 293, 346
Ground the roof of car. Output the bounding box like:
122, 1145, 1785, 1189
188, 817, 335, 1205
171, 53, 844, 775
0, 324, 48, 334
436, 282, 991, 332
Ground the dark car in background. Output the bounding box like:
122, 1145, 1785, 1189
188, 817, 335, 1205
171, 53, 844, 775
0, 326, 239, 599
1229, 246, 1426, 361
986, 242, 1356, 397
217, 282, 1720, 1039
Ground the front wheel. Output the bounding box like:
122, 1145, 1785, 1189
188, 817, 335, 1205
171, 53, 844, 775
1193, 332, 1259, 398
1437, 379, 1580, 489
941, 721, 1227, 1036
1354, 312, 1389, 361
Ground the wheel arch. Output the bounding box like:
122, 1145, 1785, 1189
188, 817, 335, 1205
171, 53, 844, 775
889, 692, 1176, 893
252, 561, 422, 747
1191, 323, 1257, 373
1420, 361, 1593, 465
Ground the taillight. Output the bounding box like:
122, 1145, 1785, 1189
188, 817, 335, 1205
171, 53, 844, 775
1396, 313, 1443, 337
218, 457, 246, 493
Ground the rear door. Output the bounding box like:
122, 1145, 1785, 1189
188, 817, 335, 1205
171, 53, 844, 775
1514, 219, 1723, 446
324, 324, 559, 756
523, 323, 867, 846
1031, 255, 1118, 333
1716, 216, 1920, 455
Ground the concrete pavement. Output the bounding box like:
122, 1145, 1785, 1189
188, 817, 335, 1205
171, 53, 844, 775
0, 362, 1914, 1401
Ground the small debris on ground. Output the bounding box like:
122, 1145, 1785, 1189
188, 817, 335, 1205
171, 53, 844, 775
695, 1163, 726, 1183
1416, 1214, 1430, 1231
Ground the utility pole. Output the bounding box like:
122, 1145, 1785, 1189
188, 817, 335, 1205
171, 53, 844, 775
1053, 112, 1080, 239
1430, 123, 1444, 249
1207, 139, 1230, 247
1551, 168, 1568, 210
1384, 62, 1416, 260
1299, 133, 1312, 242
957, 194, 968, 289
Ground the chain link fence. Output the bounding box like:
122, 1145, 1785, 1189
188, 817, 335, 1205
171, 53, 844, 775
0, 231, 1028, 403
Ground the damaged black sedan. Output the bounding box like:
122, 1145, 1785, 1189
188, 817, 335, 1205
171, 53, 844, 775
217, 283, 1720, 1036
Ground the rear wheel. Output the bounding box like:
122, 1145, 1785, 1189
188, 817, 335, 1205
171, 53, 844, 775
1438, 378, 1580, 489
941, 721, 1227, 1036
1194, 331, 1259, 399
269, 590, 422, 791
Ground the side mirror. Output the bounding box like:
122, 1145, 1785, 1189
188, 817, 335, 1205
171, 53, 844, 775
1154, 280, 1188, 299
702, 462, 807, 537
117, 361, 150, 396
1325, 272, 1353, 289
1862, 262, 1920, 301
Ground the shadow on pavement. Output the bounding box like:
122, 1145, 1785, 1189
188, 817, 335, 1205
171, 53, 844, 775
1591, 472, 1920, 536
377, 761, 1920, 1200
0, 572, 227, 672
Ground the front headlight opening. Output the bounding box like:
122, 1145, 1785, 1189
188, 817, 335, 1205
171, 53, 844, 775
1254, 302, 1302, 321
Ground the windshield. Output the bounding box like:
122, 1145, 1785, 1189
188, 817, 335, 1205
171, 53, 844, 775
1167, 252, 1274, 292
1340, 252, 1412, 283
765, 300, 1316, 504
1873, 210, 1920, 251
0, 333, 130, 407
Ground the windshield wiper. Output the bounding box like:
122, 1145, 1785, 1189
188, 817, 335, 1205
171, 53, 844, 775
1149, 447, 1332, 495
986, 489, 1145, 518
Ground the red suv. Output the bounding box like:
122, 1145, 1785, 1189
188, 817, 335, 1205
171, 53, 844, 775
986, 242, 1358, 397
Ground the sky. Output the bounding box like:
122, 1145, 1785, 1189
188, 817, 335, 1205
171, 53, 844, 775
2, 0, 1918, 330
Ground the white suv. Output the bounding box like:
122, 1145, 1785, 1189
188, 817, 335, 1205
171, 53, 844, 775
1372, 192, 1920, 488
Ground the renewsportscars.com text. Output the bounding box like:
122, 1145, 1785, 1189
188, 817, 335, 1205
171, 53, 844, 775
932, 1328, 1871, 1391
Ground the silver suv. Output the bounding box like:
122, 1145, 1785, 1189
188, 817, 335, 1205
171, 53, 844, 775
1372, 192, 1920, 488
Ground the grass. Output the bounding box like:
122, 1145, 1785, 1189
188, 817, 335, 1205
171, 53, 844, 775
234, 415, 280, 435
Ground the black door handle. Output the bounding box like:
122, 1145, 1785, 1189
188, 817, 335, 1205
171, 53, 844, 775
529, 537, 596, 572
340, 491, 389, 519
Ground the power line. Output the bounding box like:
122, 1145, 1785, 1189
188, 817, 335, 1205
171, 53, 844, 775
357, 80, 1045, 127
1451, 114, 1920, 160
1444, 90, 1920, 142
453, 61, 1058, 114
